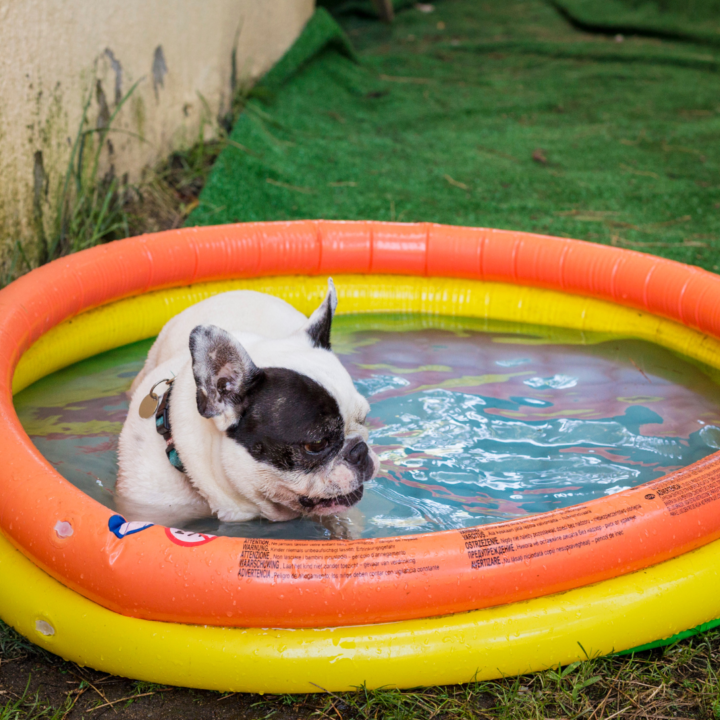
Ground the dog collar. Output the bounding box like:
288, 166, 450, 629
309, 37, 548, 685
154, 383, 187, 474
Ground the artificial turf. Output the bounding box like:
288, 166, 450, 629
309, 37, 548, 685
189, 0, 720, 272
553, 0, 720, 47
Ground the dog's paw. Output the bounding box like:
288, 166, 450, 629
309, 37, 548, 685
264, 506, 302, 523
216, 505, 300, 523
216, 508, 263, 523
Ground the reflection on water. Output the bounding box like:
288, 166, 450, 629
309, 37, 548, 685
14, 314, 720, 540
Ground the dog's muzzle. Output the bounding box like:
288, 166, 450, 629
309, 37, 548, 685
298, 440, 375, 511
344, 438, 376, 483
299, 485, 364, 510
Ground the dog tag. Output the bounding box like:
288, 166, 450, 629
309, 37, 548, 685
138, 392, 159, 419
138, 377, 174, 419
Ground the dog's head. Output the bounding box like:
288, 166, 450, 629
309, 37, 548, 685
188, 281, 378, 517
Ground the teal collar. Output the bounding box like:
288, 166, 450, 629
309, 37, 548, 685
155, 385, 187, 474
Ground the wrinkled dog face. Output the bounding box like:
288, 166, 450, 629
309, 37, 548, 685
189, 283, 378, 516
226, 367, 375, 515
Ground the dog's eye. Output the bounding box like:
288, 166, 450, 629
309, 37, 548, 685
304, 438, 329, 454
217, 377, 231, 393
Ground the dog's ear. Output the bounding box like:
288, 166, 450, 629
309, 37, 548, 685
189, 325, 261, 429
304, 278, 338, 350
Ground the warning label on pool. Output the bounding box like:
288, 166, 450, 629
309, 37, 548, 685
655, 464, 720, 516
234, 453, 720, 592
238, 538, 440, 581
460, 502, 642, 569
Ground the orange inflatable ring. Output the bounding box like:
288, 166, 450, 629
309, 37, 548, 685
3, 221, 720, 631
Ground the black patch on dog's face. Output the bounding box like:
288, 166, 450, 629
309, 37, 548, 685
226, 368, 345, 473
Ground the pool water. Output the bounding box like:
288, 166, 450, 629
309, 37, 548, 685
14, 314, 720, 540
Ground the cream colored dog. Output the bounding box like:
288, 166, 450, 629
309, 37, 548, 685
116, 280, 378, 526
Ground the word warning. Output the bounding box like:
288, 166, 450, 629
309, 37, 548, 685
238, 538, 439, 581
460, 502, 641, 569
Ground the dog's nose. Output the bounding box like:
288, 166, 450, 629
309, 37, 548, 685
345, 439, 369, 466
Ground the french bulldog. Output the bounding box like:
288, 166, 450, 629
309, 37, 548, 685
116, 279, 379, 527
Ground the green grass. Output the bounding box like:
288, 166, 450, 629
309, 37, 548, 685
126, 83, 259, 233
0, 83, 138, 289
0, 622, 49, 663
45, 81, 143, 263
0, 71, 260, 289
0, 684, 70, 720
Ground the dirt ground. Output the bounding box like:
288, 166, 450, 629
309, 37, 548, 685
0, 638, 323, 719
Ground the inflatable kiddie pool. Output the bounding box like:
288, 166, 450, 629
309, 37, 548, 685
2, 221, 720, 693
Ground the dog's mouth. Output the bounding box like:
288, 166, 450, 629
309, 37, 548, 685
298, 485, 364, 511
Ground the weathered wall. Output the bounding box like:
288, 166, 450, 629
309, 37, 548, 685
0, 0, 314, 271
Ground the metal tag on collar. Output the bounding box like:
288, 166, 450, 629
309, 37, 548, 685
138, 377, 175, 419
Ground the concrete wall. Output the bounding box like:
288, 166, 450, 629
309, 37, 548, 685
0, 0, 314, 272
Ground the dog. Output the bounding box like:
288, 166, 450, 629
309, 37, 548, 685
116, 279, 379, 527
